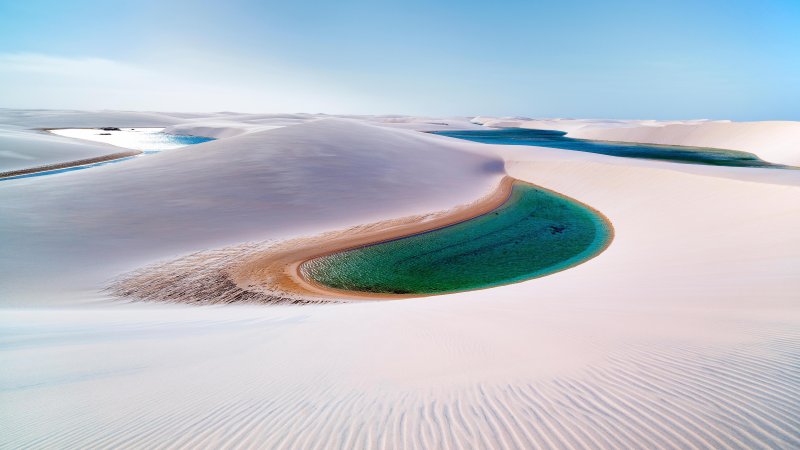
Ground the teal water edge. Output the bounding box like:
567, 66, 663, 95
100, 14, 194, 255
301, 181, 613, 296
433, 128, 788, 168
0, 129, 215, 181
0, 156, 139, 181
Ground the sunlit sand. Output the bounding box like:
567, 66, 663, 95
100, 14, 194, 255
1, 110, 798, 448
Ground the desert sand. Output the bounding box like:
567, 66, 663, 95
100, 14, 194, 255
1, 110, 798, 448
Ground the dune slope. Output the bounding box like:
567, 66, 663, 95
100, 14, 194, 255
0, 118, 504, 305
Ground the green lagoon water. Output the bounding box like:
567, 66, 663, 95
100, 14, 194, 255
301, 182, 612, 295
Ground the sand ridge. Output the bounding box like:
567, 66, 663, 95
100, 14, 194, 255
0, 149, 142, 179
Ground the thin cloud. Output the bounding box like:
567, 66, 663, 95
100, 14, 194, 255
0, 53, 152, 79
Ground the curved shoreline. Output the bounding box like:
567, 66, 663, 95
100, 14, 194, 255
230, 176, 615, 301
0, 150, 143, 180
229, 176, 514, 300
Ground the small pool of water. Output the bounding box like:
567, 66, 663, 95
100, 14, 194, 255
433, 128, 786, 168
50, 127, 214, 153
2, 128, 214, 181
301, 181, 612, 296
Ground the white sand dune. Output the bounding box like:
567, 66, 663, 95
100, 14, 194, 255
0, 109, 190, 128
0, 110, 481, 173
1, 110, 799, 448
0, 118, 503, 305
162, 121, 284, 138
160, 113, 328, 138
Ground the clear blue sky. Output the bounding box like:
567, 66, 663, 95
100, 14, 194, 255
1, 0, 798, 119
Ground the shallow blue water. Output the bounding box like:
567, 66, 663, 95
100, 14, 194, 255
1, 130, 214, 181
126, 133, 214, 150
433, 128, 786, 168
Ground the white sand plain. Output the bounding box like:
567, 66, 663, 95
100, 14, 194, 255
1, 110, 799, 448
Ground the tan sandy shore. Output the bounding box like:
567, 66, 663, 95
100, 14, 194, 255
227, 176, 615, 301
230, 177, 516, 300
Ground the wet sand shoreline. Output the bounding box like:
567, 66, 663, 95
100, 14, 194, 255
230, 176, 614, 301
229, 176, 515, 300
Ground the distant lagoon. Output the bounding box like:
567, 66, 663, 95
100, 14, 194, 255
433, 128, 786, 168
49, 127, 214, 154
1, 128, 214, 181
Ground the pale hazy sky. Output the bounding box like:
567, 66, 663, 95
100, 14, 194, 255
1, 0, 798, 119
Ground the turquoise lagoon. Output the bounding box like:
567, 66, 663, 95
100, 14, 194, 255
301, 182, 612, 296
